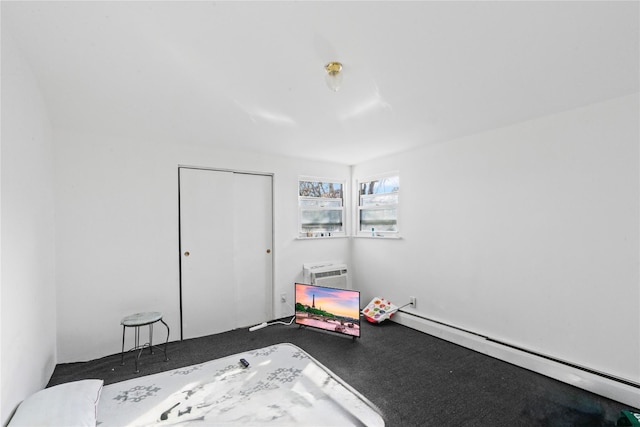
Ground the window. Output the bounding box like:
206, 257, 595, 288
298, 178, 345, 237
357, 174, 399, 236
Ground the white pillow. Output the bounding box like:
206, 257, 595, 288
9, 379, 104, 427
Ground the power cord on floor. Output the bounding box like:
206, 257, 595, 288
248, 301, 296, 332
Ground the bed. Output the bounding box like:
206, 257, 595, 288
9, 343, 385, 426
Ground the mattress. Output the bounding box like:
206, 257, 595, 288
97, 343, 384, 426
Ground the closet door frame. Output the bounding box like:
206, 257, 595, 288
178, 166, 274, 340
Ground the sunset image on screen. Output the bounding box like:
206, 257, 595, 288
295, 283, 361, 337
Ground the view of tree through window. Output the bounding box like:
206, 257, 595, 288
299, 181, 342, 198
358, 175, 399, 235
298, 179, 344, 237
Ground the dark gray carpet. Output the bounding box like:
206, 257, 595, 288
48, 320, 636, 426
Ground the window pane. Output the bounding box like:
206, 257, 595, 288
301, 209, 343, 231
299, 181, 343, 198
357, 174, 399, 234
359, 176, 399, 196
359, 208, 397, 232
360, 193, 398, 206
298, 178, 345, 237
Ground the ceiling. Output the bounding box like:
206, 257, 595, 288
3, 1, 638, 165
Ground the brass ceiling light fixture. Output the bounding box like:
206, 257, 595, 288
324, 61, 343, 92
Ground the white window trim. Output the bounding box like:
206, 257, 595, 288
298, 176, 347, 238
355, 172, 400, 238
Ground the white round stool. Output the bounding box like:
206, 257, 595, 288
120, 312, 169, 373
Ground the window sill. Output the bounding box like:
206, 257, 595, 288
354, 234, 402, 239
296, 235, 349, 240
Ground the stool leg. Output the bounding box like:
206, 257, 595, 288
120, 325, 126, 366
134, 326, 141, 373
149, 323, 154, 355
161, 318, 170, 362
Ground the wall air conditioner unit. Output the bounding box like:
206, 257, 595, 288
303, 262, 349, 289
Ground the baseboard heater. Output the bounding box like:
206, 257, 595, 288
395, 309, 640, 407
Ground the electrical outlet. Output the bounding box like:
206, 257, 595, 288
280, 293, 287, 303
409, 296, 416, 307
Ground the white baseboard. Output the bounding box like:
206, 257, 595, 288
392, 311, 640, 408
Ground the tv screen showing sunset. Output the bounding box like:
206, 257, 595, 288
295, 283, 361, 337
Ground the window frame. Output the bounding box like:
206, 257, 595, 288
355, 172, 400, 238
298, 176, 347, 238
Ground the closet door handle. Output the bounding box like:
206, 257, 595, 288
266, 249, 271, 254
184, 251, 190, 257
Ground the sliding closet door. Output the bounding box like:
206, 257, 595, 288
179, 168, 273, 340
180, 168, 236, 339
233, 173, 273, 328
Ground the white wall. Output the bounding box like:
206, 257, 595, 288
352, 94, 639, 386
0, 34, 57, 425
53, 130, 351, 362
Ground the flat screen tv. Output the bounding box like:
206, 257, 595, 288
295, 283, 361, 339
